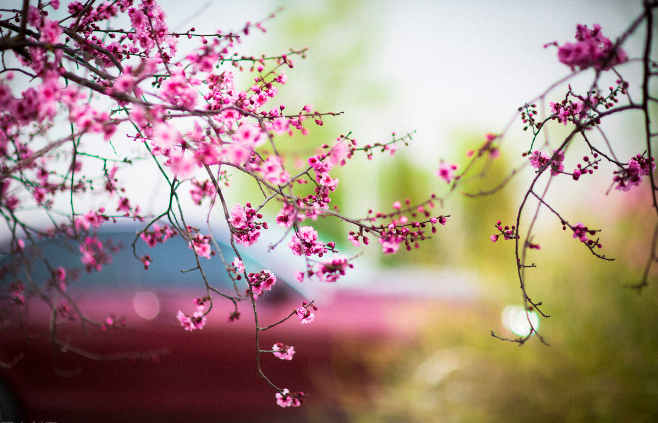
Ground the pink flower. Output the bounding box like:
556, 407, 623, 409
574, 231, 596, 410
490, 235, 499, 243
572, 223, 589, 243
259, 155, 290, 185
318, 172, 339, 190
52, 266, 67, 291
168, 150, 196, 178
276, 389, 293, 408
248, 270, 276, 298
276, 204, 296, 228
271, 117, 289, 135
225, 143, 251, 165
296, 304, 315, 324
153, 123, 180, 148
228, 204, 247, 229
234, 124, 264, 147
79, 236, 112, 273
117, 198, 131, 213
379, 238, 400, 255
188, 234, 212, 259
272, 343, 295, 360
294, 270, 304, 283
557, 24, 627, 71
529, 151, 549, 169
288, 226, 326, 257
33, 187, 46, 204
436, 162, 457, 183
613, 155, 655, 191
189, 179, 216, 205
177, 305, 207, 331
316, 255, 350, 283
549, 150, 565, 176
233, 258, 245, 274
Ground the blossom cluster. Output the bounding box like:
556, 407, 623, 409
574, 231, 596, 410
140, 223, 178, 247
247, 270, 276, 299
228, 203, 265, 247
288, 226, 327, 257
528, 150, 565, 176
0, 0, 450, 409
276, 389, 304, 408
613, 155, 656, 191
556, 24, 628, 70
490, 221, 517, 243
189, 179, 218, 205
79, 235, 113, 273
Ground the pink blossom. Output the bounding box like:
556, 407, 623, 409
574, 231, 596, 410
117, 198, 131, 213
387, 142, 398, 156
318, 172, 339, 190
233, 258, 245, 274
248, 270, 276, 298
276, 389, 293, 408
272, 343, 295, 360
529, 151, 550, 169
159, 72, 198, 109
168, 150, 196, 178
141, 224, 177, 248
113, 74, 135, 93
379, 238, 401, 255
259, 155, 290, 185
529, 150, 564, 175
190, 179, 217, 205
234, 124, 264, 147
228, 204, 247, 229
316, 255, 350, 283
288, 226, 326, 257
33, 187, 46, 204
188, 234, 212, 259
75, 210, 106, 232
572, 223, 590, 243
79, 236, 112, 273
557, 24, 628, 71
225, 142, 251, 165
550, 150, 565, 176
52, 266, 67, 291
276, 203, 296, 228
296, 303, 315, 324
152, 123, 180, 148
330, 140, 349, 166
177, 305, 207, 331
613, 155, 655, 191
294, 270, 304, 283
436, 162, 457, 183
271, 117, 289, 135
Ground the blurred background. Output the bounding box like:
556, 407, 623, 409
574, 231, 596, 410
176, 1, 658, 421
3, 0, 658, 422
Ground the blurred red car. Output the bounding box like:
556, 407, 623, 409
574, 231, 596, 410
0, 228, 477, 422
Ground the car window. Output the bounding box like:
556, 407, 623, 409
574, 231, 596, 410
1, 231, 296, 303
